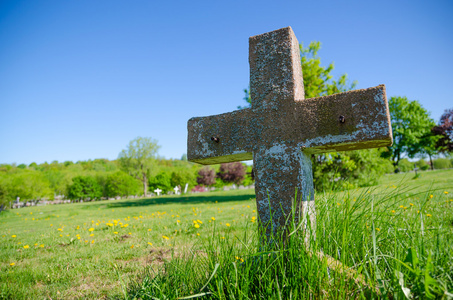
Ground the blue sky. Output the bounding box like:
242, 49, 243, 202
1, 0, 452, 165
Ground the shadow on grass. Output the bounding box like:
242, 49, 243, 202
104, 190, 256, 209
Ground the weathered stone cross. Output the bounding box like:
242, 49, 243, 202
187, 27, 392, 237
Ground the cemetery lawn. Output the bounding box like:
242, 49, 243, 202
1, 169, 452, 299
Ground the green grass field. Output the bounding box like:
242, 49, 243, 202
1, 169, 452, 299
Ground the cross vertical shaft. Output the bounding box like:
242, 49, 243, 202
249, 27, 315, 237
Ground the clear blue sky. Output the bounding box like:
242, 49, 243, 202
1, 0, 452, 165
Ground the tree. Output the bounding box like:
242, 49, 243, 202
105, 171, 142, 198
381, 96, 438, 170
148, 171, 172, 193
217, 162, 246, 184
197, 167, 216, 186
118, 137, 160, 196
432, 108, 453, 153
68, 176, 102, 201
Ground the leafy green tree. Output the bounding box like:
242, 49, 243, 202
432, 108, 453, 153
67, 176, 102, 201
118, 137, 160, 196
382, 96, 439, 170
170, 169, 197, 191
9, 171, 53, 201
149, 171, 172, 194
105, 171, 142, 197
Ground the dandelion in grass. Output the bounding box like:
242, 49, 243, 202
40, 244, 44, 248
197, 233, 200, 236
148, 229, 152, 231
57, 228, 63, 231
88, 228, 94, 232
429, 195, 434, 199
337, 202, 341, 206
376, 228, 381, 231
409, 203, 414, 206
11, 235, 16, 238
197, 219, 202, 224
251, 216, 256, 223
426, 214, 432, 217
148, 242, 152, 246
211, 217, 215, 221
91, 240, 95, 244
10, 262, 15, 266
194, 223, 200, 228
226, 223, 230, 227
114, 232, 118, 234
162, 235, 169, 240
444, 191, 449, 194
89, 234, 94, 237
23, 245, 29, 249
235, 256, 244, 262
391, 210, 396, 213
130, 245, 134, 249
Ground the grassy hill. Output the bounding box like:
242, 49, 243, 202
1, 169, 452, 299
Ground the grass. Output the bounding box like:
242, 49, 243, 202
1, 169, 452, 299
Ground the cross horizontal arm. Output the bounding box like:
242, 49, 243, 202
187, 109, 254, 165
296, 85, 393, 153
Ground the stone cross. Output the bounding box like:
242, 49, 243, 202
187, 27, 392, 238
154, 188, 162, 196
174, 186, 180, 195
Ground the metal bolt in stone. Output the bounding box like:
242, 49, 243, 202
339, 115, 345, 123
211, 137, 220, 143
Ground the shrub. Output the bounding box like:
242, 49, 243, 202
197, 167, 216, 186
397, 159, 414, 173
217, 162, 245, 184
416, 159, 429, 171
149, 172, 172, 193
433, 158, 452, 170
68, 176, 102, 201
105, 171, 141, 197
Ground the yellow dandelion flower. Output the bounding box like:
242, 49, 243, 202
77, 237, 81, 240
11, 235, 16, 238
429, 195, 433, 199
426, 214, 432, 217
88, 228, 94, 232
130, 245, 134, 249
91, 240, 95, 244
57, 228, 63, 231
34, 243, 38, 246
197, 233, 200, 236
194, 224, 200, 228
444, 191, 449, 194
376, 228, 381, 231
197, 220, 203, 224
148, 228, 152, 231
337, 203, 341, 206
226, 223, 230, 227
399, 205, 404, 208
162, 235, 169, 240
23, 245, 29, 249
177, 220, 181, 223
40, 244, 44, 248
59, 234, 63, 237
89, 234, 94, 237
211, 217, 215, 221
10, 263, 15, 266
124, 224, 129, 228
391, 210, 396, 213
114, 232, 118, 234
221, 236, 225, 239
409, 203, 414, 206
148, 242, 152, 246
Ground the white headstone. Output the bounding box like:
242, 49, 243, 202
184, 183, 189, 193
174, 186, 180, 195
154, 188, 162, 196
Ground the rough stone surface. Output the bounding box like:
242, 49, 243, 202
187, 26, 393, 237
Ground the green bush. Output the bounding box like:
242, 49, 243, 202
433, 158, 452, 170
105, 171, 141, 197
67, 176, 102, 200
416, 159, 429, 171
397, 159, 414, 173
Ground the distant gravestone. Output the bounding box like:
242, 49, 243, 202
184, 183, 189, 194
154, 188, 162, 196
174, 186, 180, 195
187, 27, 392, 239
